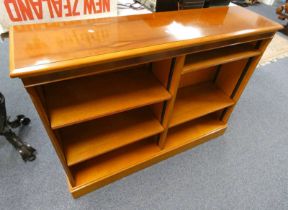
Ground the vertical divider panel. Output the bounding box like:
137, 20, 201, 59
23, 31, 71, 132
26, 86, 76, 186
220, 37, 274, 122
151, 59, 173, 121
158, 56, 185, 149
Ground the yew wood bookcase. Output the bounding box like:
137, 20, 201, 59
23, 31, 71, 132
9, 6, 282, 198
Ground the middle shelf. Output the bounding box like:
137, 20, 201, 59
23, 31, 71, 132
169, 82, 235, 128
59, 107, 164, 167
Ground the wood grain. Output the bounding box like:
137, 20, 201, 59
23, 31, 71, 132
179, 66, 216, 88
166, 115, 226, 148
183, 44, 261, 74
44, 68, 171, 129
60, 108, 164, 166
70, 116, 226, 197
170, 83, 234, 127
10, 6, 282, 78
152, 59, 172, 87
8, 7, 281, 198
215, 59, 249, 96
26, 87, 75, 186
158, 56, 185, 148
20, 32, 275, 86
221, 38, 274, 122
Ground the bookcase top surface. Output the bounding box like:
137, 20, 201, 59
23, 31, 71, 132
10, 6, 281, 78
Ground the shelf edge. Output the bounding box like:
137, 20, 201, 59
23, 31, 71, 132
182, 50, 261, 75
68, 124, 227, 198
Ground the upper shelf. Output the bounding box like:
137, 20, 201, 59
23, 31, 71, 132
169, 82, 234, 128
182, 45, 261, 74
45, 67, 171, 129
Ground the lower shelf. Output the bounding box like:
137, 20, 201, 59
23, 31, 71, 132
69, 115, 227, 198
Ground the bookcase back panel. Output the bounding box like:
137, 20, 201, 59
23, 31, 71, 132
150, 102, 164, 122
57, 106, 164, 166
42, 65, 171, 129
215, 58, 249, 97
152, 59, 173, 88
179, 66, 217, 88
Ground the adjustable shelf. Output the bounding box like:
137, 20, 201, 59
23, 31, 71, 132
70, 115, 227, 193
169, 83, 234, 128
166, 115, 227, 148
59, 108, 164, 166
70, 138, 160, 188
182, 45, 261, 74
44, 67, 171, 129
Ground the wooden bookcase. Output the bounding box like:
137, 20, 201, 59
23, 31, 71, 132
9, 7, 281, 198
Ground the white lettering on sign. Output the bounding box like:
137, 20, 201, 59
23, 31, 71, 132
0, 0, 117, 32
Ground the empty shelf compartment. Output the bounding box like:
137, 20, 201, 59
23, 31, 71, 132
59, 108, 164, 166
70, 115, 226, 190
70, 137, 161, 188
170, 82, 234, 127
166, 114, 227, 149
44, 67, 171, 129
183, 44, 261, 74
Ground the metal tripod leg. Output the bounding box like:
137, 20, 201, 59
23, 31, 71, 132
0, 92, 36, 161
3, 129, 36, 161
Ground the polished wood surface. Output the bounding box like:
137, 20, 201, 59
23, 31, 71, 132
10, 6, 282, 78
183, 44, 261, 74
44, 67, 171, 129
70, 116, 226, 197
60, 108, 164, 166
19, 31, 276, 87
216, 59, 249, 96
158, 56, 185, 148
165, 115, 226, 148
9, 7, 281, 198
26, 87, 75, 186
179, 66, 216, 88
221, 39, 273, 122
170, 83, 234, 128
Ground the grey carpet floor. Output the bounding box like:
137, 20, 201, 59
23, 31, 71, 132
248, 3, 280, 24
1, 6, 288, 210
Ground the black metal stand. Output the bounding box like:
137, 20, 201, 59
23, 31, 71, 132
279, 24, 288, 36
0, 92, 36, 161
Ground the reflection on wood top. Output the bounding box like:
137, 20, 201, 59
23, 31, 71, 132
10, 6, 282, 78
